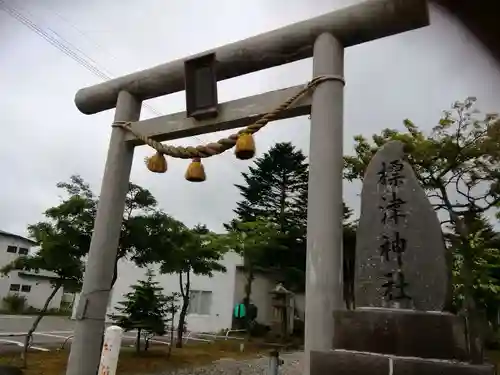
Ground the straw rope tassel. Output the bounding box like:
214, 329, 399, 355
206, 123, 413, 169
113, 75, 345, 181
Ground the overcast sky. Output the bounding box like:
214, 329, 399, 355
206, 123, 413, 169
1, 0, 499, 237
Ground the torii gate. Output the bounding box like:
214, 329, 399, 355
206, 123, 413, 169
65, 1, 429, 374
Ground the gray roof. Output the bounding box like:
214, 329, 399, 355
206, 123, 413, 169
0, 230, 37, 246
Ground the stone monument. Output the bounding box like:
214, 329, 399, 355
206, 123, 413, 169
355, 140, 448, 310
310, 141, 495, 374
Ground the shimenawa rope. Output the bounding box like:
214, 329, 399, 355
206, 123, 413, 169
112, 75, 344, 160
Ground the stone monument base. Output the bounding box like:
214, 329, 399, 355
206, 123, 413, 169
309, 308, 495, 375
310, 350, 496, 375
333, 308, 469, 360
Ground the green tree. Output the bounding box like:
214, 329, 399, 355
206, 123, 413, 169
226, 143, 308, 289
446, 214, 500, 324
1, 222, 84, 367
108, 269, 170, 353
227, 142, 357, 298
214, 218, 285, 331
165, 292, 180, 357
343, 97, 500, 361
342, 208, 358, 309
132, 213, 227, 348
46, 175, 158, 288
231, 142, 309, 230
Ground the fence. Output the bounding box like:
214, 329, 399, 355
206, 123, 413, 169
0, 326, 246, 351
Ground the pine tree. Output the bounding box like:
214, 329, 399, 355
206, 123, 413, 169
109, 269, 169, 353
227, 143, 308, 289
232, 142, 309, 232
227, 142, 357, 298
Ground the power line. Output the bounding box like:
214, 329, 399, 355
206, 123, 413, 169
29, 2, 122, 67
0, 0, 164, 117
2, 1, 212, 147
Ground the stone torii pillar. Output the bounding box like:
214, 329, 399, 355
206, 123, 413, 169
65, 1, 429, 375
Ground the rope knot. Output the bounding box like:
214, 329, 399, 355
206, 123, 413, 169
111, 120, 131, 128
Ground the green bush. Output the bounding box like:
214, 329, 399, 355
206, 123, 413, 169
2, 293, 27, 313
249, 322, 270, 338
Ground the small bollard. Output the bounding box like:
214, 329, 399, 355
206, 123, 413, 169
268, 350, 283, 375
98, 326, 124, 375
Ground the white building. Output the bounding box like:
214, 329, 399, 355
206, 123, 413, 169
0, 230, 63, 311
71, 251, 305, 334
106, 251, 244, 333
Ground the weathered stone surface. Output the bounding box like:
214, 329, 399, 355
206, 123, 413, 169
332, 308, 468, 361
393, 357, 495, 375
310, 350, 496, 375
355, 140, 448, 311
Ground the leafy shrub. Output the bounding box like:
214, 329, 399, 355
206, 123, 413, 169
2, 293, 27, 313
249, 322, 270, 337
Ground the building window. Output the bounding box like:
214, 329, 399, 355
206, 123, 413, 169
21, 285, 31, 293
188, 290, 212, 315
18, 248, 29, 255
6, 246, 17, 254
9, 284, 20, 292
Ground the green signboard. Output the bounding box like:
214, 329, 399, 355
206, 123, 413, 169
234, 303, 246, 318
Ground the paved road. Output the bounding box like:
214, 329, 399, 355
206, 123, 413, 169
0, 315, 171, 353
0, 315, 75, 333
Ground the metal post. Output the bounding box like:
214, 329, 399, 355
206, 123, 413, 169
304, 33, 344, 375
66, 91, 141, 375
268, 350, 280, 375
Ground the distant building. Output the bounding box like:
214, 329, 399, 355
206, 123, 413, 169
0, 230, 63, 311
233, 266, 305, 327
71, 251, 303, 334
103, 251, 245, 333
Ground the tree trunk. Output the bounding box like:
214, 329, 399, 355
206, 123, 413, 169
443, 246, 455, 312
168, 307, 175, 357
244, 262, 254, 338
279, 173, 287, 231
455, 214, 483, 364
22, 284, 61, 368
343, 237, 355, 310
136, 329, 141, 353
463, 247, 483, 363
176, 271, 190, 348
111, 259, 119, 289
176, 298, 189, 348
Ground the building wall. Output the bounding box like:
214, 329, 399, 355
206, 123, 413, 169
0, 273, 63, 310
233, 269, 306, 328
233, 269, 275, 325
294, 293, 305, 320
73, 251, 244, 333
0, 234, 63, 311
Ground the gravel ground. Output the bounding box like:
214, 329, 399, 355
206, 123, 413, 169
164, 352, 303, 375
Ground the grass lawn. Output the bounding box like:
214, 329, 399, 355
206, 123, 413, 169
0, 340, 265, 375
